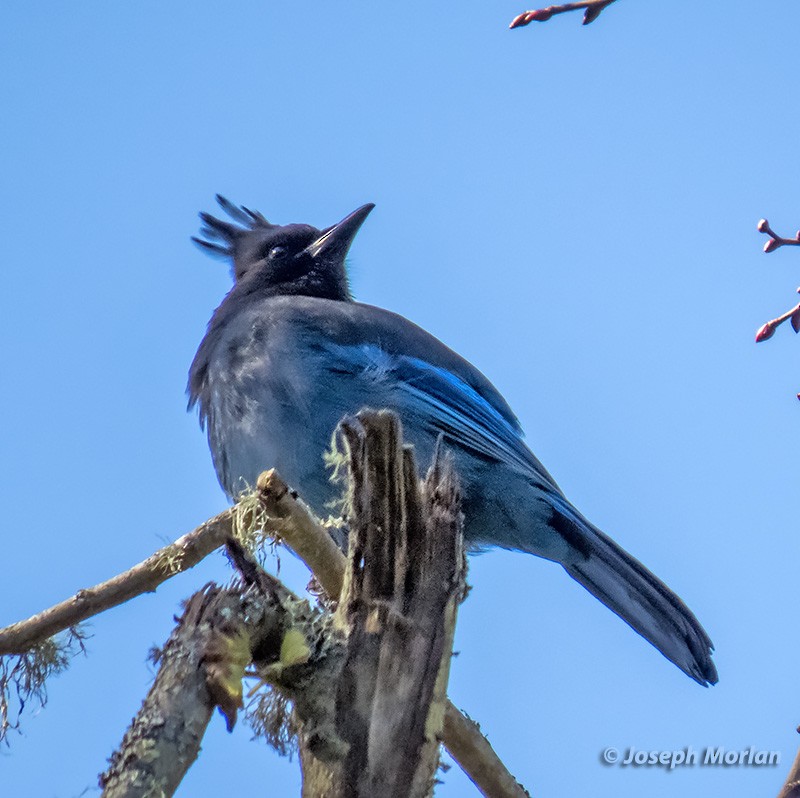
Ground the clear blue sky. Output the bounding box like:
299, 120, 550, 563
2, 2, 799, 796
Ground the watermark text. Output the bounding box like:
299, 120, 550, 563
601, 746, 780, 770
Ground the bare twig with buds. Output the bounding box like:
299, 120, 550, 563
754, 218, 800, 400
509, 0, 618, 29
754, 290, 800, 344
757, 218, 800, 254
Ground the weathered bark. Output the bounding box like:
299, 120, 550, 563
99, 563, 299, 798
100, 587, 243, 798
255, 469, 348, 600
298, 410, 466, 798
99, 536, 355, 798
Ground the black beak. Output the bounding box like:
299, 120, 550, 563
303, 203, 375, 261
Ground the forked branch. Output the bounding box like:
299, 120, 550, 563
1, 461, 528, 798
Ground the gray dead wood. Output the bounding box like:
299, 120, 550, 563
297, 410, 466, 798
99, 574, 290, 798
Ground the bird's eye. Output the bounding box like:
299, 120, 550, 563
268, 245, 288, 259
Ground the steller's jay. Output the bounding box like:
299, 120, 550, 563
189, 196, 717, 686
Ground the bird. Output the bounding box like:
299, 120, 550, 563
188, 195, 718, 686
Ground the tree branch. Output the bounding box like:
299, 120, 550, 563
510, 0, 618, 30
0, 481, 342, 659
758, 218, 800, 254
99, 559, 333, 798
254, 469, 348, 599
100, 587, 238, 798
754, 217, 800, 401
442, 706, 530, 798
1, 467, 529, 797
754, 291, 800, 345
0, 509, 234, 657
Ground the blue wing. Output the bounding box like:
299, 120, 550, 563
318, 343, 718, 686
321, 342, 562, 495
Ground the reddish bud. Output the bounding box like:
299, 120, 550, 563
764, 238, 781, 253
755, 322, 777, 342
757, 218, 770, 233
791, 307, 800, 333
510, 8, 554, 26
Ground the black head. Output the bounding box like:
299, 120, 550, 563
192, 195, 374, 301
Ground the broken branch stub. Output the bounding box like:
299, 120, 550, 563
312, 409, 466, 798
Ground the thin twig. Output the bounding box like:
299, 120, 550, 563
0, 483, 338, 658
758, 218, 800, 254
510, 0, 618, 29
754, 218, 800, 401
0, 510, 234, 656
754, 290, 800, 345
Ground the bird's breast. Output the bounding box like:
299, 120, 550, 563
200, 318, 369, 509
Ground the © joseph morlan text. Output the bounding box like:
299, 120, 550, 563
601, 746, 780, 769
